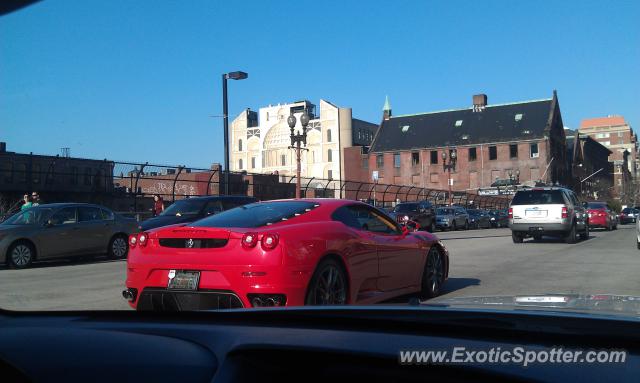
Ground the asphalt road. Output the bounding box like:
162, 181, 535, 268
1, 225, 639, 311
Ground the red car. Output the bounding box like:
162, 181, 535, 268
586, 201, 617, 231
123, 199, 449, 310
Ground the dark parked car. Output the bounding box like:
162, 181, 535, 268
620, 207, 639, 224
392, 201, 436, 232
467, 209, 492, 229
139, 196, 258, 231
489, 209, 509, 228
0, 203, 138, 268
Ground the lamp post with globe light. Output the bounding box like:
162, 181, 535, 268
442, 148, 457, 206
287, 110, 310, 199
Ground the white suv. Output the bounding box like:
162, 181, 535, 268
509, 187, 588, 244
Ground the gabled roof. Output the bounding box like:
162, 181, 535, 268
370, 98, 554, 152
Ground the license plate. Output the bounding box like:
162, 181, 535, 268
167, 270, 200, 290
525, 209, 546, 217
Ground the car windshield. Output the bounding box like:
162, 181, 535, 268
511, 190, 566, 205
2, 207, 54, 225
193, 201, 317, 228
161, 199, 206, 216
394, 203, 419, 213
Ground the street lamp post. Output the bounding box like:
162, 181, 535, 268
222, 71, 248, 195
287, 110, 310, 199
442, 148, 457, 206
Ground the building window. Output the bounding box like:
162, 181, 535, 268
618, 132, 623, 138
251, 157, 256, 169
17, 163, 27, 183
32, 164, 41, 184
362, 157, 368, 169
238, 139, 243, 151
281, 154, 286, 166
509, 144, 518, 159
469, 147, 477, 161
376, 154, 384, 168
84, 167, 92, 186
488, 146, 497, 160
326, 129, 332, 142
430, 173, 439, 183
327, 170, 333, 180
596, 133, 610, 139
238, 159, 243, 170
430, 151, 438, 164
327, 149, 333, 162
393, 153, 401, 168
70, 166, 78, 185
530, 143, 539, 158
602, 141, 611, 146
411, 152, 420, 166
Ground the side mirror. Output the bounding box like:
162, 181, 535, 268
401, 225, 409, 237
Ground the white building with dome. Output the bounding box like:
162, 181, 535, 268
230, 99, 377, 183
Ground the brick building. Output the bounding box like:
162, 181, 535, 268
566, 133, 613, 200
345, 92, 569, 194
0, 142, 114, 205
578, 116, 637, 201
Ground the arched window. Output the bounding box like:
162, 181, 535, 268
326, 129, 332, 142
327, 149, 333, 162
238, 139, 243, 151
238, 159, 243, 170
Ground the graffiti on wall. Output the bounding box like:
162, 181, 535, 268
142, 182, 198, 196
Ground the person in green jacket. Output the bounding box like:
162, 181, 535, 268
20, 194, 32, 211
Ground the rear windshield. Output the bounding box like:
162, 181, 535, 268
622, 208, 635, 213
192, 201, 317, 228
162, 199, 207, 216
511, 190, 565, 205
394, 203, 419, 213
587, 202, 608, 210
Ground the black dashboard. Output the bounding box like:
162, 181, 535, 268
1, 307, 638, 382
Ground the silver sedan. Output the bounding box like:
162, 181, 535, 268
0, 203, 138, 269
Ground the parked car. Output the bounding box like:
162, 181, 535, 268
509, 187, 588, 244
139, 195, 257, 231
124, 199, 449, 310
620, 207, 638, 224
435, 206, 469, 231
392, 201, 436, 232
467, 209, 492, 229
0, 203, 138, 269
586, 201, 618, 231
489, 209, 509, 228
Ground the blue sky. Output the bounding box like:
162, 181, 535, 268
1, 0, 639, 168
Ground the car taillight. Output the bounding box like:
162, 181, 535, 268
261, 233, 279, 250
138, 232, 149, 247
129, 235, 137, 248
561, 207, 568, 219
241, 233, 258, 248
508, 208, 513, 219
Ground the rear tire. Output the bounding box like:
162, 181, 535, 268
108, 235, 129, 259
452, 221, 457, 231
565, 224, 577, 244
464, 220, 469, 230
305, 259, 348, 306
420, 246, 445, 299
428, 221, 435, 233
512, 232, 524, 244
580, 224, 589, 240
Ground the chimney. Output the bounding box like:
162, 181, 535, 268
473, 94, 487, 112
0, 142, 6, 153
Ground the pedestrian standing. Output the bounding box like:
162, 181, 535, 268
20, 194, 33, 211
152, 194, 164, 217
31, 192, 42, 206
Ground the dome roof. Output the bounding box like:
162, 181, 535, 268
263, 120, 291, 149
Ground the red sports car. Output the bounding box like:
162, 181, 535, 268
123, 199, 449, 310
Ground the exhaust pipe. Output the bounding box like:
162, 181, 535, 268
122, 289, 136, 302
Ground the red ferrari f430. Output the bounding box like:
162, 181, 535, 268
124, 199, 449, 310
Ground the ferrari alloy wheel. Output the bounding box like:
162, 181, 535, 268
421, 246, 445, 299
9, 242, 34, 269
306, 259, 347, 305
